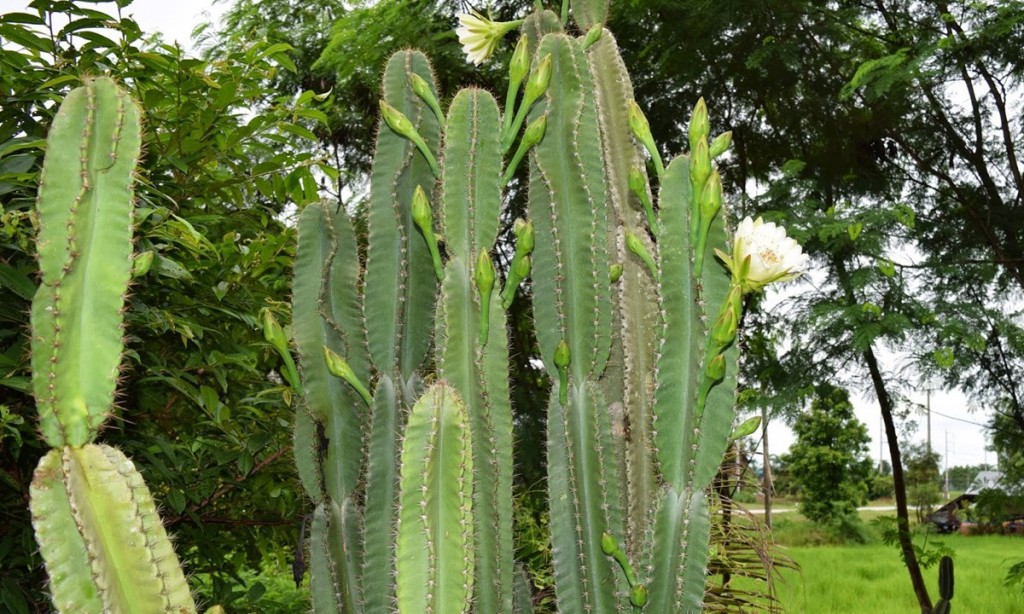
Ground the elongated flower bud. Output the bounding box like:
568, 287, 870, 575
323, 346, 373, 406
476, 249, 496, 344
554, 338, 570, 405
409, 73, 444, 126
630, 584, 649, 607
412, 185, 445, 280
262, 309, 287, 350
514, 218, 535, 255
380, 99, 415, 138
513, 253, 531, 278
699, 169, 723, 224
509, 35, 530, 86
524, 54, 553, 104
710, 130, 733, 158
730, 415, 762, 440
626, 230, 658, 281
629, 100, 664, 178
582, 24, 603, 50
710, 300, 737, 350
689, 97, 709, 153
628, 166, 659, 235
705, 353, 726, 382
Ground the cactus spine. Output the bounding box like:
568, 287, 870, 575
28, 77, 196, 613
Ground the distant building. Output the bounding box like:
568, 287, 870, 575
965, 471, 1004, 495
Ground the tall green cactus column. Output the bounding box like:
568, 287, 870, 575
527, 32, 626, 613
28, 77, 196, 613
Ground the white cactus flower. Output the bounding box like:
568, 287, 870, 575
715, 216, 808, 292
456, 10, 522, 66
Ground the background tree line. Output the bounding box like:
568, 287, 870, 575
3, 0, 1024, 611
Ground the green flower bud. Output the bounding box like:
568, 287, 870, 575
262, 309, 286, 349
601, 532, 618, 556
689, 139, 711, 189
626, 230, 658, 281
730, 415, 762, 440
132, 250, 153, 278
628, 166, 646, 196
628, 100, 653, 148
509, 35, 530, 86
323, 346, 373, 406
379, 99, 415, 139
554, 338, 571, 369
412, 184, 433, 230
609, 262, 623, 283
710, 301, 737, 349
705, 353, 726, 382
515, 218, 535, 255
689, 97, 709, 152
710, 130, 733, 158
513, 253, 531, 278
475, 249, 496, 295
409, 73, 444, 126
630, 584, 649, 608
524, 54, 552, 103
522, 115, 547, 146
700, 169, 723, 223
582, 24, 603, 50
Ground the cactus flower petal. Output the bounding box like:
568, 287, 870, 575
456, 10, 523, 66
723, 216, 808, 292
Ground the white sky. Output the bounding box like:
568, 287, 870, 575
1, 0, 998, 470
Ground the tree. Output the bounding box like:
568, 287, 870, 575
903, 442, 943, 523
783, 384, 873, 529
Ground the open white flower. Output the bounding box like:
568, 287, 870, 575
456, 10, 522, 66
715, 216, 808, 292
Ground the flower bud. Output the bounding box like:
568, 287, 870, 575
524, 54, 552, 103
705, 353, 726, 381
554, 338, 571, 369
522, 115, 547, 147
626, 230, 658, 280
262, 309, 287, 350
710, 301, 737, 349
514, 218, 535, 255
630, 584, 649, 608
379, 99, 415, 139
409, 73, 444, 125
689, 139, 711, 189
513, 253, 531, 278
699, 168, 723, 222
601, 532, 618, 556
509, 35, 530, 85
412, 185, 433, 230
609, 263, 623, 283
323, 346, 355, 381
132, 250, 153, 278
710, 130, 733, 158
730, 415, 762, 440
582, 24, 603, 50
628, 100, 653, 148
475, 249, 496, 295
689, 97, 709, 152
628, 166, 646, 197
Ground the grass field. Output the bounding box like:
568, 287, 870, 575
760, 511, 1024, 613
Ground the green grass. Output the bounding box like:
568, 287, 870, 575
750, 504, 1024, 613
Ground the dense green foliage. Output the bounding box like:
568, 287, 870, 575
0, 1, 328, 609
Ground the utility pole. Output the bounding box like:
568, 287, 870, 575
944, 431, 950, 500
926, 389, 932, 458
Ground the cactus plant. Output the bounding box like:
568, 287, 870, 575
287, 2, 801, 612
24, 4, 793, 613
28, 77, 196, 613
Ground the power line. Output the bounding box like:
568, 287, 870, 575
927, 407, 989, 428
